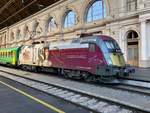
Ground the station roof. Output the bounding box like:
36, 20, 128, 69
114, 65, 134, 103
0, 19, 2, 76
0, 0, 60, 29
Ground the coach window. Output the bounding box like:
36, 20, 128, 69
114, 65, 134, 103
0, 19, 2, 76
10, 52, 12, 57
86, 0, 106, 22
9, 52, 11, 57
11, 52, 12, 57
89, 43, 96, 52
64, 10, 77, 28
7, 52, 8, 57
7, 52, 9, 58
3, 52, 4, 57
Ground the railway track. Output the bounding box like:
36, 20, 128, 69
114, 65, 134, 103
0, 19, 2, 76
108, 84, 150, 97
120, 78, 150, 89
96, 78, 150, 97
0, 69, 148, 113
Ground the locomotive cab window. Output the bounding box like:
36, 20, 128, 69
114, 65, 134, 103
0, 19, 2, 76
89, 43, 96, 52
104, 40, 120, 52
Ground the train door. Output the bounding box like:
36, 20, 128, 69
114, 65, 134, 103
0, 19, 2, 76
127, 30, 139, 66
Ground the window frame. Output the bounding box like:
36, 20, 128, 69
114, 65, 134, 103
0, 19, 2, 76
64, 10, 77, 28
48, 17, 57, 32
126, 0, 137, 12
86, 0, 107, 23
89, 43, 96, 52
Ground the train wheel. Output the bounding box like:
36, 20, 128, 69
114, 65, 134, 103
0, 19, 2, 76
124, 73, 129, 77
84, 76, 91, 82
57, 68, 62, 76
62, 70, 69, 78
83, 73, 93, 82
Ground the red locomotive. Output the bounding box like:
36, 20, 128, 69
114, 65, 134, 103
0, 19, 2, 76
0, 35, 134, 83
48, 35, 133, 82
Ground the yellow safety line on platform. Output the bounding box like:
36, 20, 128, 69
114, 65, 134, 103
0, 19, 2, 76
0, 81, 65, 113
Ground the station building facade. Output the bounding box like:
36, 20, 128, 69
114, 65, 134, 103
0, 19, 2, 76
0, 0, 150, 67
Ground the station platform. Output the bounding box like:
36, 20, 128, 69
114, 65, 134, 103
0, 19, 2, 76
125, 67, 150, 81
0, 75, 91, 113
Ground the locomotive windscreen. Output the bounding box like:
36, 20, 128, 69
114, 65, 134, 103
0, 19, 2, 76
104, 40, 121, 52
100, 38, 125, 66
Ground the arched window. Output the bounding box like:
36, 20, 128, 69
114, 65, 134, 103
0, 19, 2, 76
126, 0, 137, 12
64, 11, 77, 28
24, 26, 30, 39
86, 0, 106, 22
35, 22, 42, 36
48, 17, 57, 32
17, 29, 21, 39
11, 32, 15, 41
127, 30, 138, 39
127, 30, 139, 66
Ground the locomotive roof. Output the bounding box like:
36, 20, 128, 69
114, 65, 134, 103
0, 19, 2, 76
49, 35, 113, 50
73, 35, 114, 43
0, 47, 20, 51
73, 35, 98, 43
51, 35, 113, 44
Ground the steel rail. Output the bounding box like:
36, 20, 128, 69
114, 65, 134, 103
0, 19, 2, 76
1, 66, 150, 96
0, 69, 146, 113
